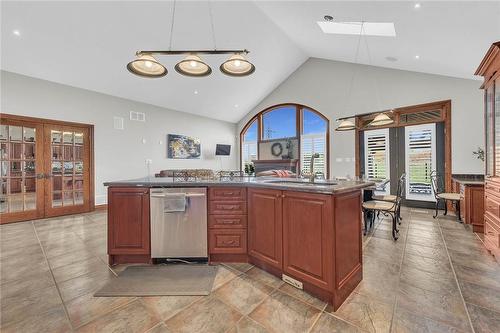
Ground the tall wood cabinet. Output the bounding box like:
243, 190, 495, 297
476, 41, 500, 260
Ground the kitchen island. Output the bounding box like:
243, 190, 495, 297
104, 177, 373, 310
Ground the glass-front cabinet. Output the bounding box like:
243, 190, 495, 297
476, 41, 500, 259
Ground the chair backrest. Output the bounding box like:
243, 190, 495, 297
375, 179, 390, 191
396, 173, 406, 201
430, 170, 444, 197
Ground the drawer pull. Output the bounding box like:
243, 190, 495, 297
220, 219, 239, 224
222, 240, 236, 245
217, 205, 238, 210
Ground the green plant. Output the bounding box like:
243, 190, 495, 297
473, 147, 485, 162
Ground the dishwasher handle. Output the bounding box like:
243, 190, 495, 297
150, 193, 206, 198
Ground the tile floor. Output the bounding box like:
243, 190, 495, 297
1, 208, 499, 332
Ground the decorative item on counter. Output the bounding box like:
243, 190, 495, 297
282, 138, 294, 159
167, 134, 201, 159
244, 163, 255, 176
218, 170, 244, 181
271, 142, 283, 157
473, 147, 485, 162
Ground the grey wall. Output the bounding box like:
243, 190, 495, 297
238, 58, 484, 178
1, 71, 238, 204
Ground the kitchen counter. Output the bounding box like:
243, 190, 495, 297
451, 175, 485, 232
452, 174, 485, 186
103, 177, 374, 195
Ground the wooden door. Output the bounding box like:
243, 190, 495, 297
108, 187, 150, 255
44, 124, 91, 217
282, 191, 333, 290
247, 188, 283, 269
0, 120, 45, 223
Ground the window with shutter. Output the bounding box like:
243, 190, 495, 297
405, 123, 436, 201
300, 133, 326, 175
364, 129, 390, 193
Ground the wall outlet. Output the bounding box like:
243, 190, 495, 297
113, 116, 124, 130
145, 159, 152, 165
282, 274, 303, 289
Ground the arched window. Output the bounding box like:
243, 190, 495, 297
240, 104, 329, 177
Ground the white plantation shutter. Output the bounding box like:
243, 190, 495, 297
364, 129, 390, 190
405, 124, 436, 201
300, 133, 326, 175
242, 141, 257, 167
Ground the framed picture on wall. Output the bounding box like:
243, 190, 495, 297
167, 134, 201, 159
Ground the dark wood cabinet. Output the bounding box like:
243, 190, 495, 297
282, 191, 333, 290
452, 179, 485, 232
476, 41, 500, 261
248, 188, 283, 270
107, 187, 150, 265
208, 187, 248, 262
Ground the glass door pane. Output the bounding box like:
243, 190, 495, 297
364, 129, 390, 194
405, 123, 436, 201
0, 124, 39, 214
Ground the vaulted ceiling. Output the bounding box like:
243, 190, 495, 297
2, 1, 499, 123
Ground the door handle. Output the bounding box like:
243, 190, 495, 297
36, 173, 45, 179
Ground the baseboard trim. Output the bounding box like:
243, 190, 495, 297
95, 204, 108, 211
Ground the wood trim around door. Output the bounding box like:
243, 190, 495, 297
0, 113, 95, 224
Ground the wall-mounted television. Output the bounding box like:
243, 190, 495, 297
215, 144, 231, 156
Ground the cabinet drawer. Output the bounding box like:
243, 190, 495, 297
209, 229, 247, 254
485, 216, 500, 249
209, 187, 247, 201
209, 201, 247, 215
209, 215, 247, 229
485, 194, 500, 218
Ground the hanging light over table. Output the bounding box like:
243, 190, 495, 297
175, 54, 212, 77
369, 113, 394, 127
220, 53, 255, 77
335, 119, 357, 131
127, 54, 167, 78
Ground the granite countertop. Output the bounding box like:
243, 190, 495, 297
104, 177, 375, 195
452, 174, 485, 186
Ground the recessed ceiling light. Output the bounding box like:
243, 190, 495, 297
194, 90, 198, 94
317, 21, 396, 37
12, 30, 21, 36
415, 55, 420, 59
414, 3, 421, 9
385, 56, 398, 62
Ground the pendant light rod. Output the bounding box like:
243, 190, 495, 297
337, 108, 394, 121
136, 49, 249, 56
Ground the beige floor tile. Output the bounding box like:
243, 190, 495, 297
215, 275, 274, 315
249, 289, 320, 333
392, 304, 466, 333
0, 257, 50, 283
403, 252, 452, 275
278, 283, 327, 310
404, 242, 449, 260
141, 295, 201, 321
0, 270, 54, 300
310, 313, 363, 333
466, 303, 500, 333
222, 262, 254, 273
48, 249, 98, 269
227, 316, 270, 333
52, 256, 109, 283
0, 304, 71, 333
65, 291, 136, 328
399, 265, 458, 295
58, 269, 115, 302
77, 299, 159, 333
331, 292, 393, 333
245, 266, 284, 289
146, 323, 172, 333
453, 264, 500, 290
165, 296, 242, 333
397, 282, 470, 331
212, 265, 241, 290
458, 280, 500, 313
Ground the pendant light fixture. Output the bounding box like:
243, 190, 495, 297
369, 112, 394, 127
127, 54, 167, 78
220, 53, 255, 77
335, 119, 357, 131
126, 0, 255, 79
175, 54, 212, 77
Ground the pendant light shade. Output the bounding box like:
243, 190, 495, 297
174, 54, 212, 77
220, 53, 255, 77
127, 54, 167, 78
335, 119, 356, 131
369, 113, 394, 127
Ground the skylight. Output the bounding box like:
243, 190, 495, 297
317, 21, 396, 37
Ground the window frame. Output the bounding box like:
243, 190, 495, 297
239, 103, 330, 177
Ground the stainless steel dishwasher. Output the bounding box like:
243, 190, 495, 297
150, 187, 207, 261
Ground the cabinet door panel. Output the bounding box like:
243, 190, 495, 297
282, 191, 333, 289
248, 188, 282, 269
108, 188, 150, 255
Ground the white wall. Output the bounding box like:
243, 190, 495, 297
239, 58, 484, 177
1, 71, 238, 205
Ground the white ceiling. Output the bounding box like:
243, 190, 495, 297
2, 1, 499, 123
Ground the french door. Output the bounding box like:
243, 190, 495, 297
1, 115, 93, 224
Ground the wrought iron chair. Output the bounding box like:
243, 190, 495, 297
362, 174, 405, 240
430, 170, 461, 222
372, 174, 405, 221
